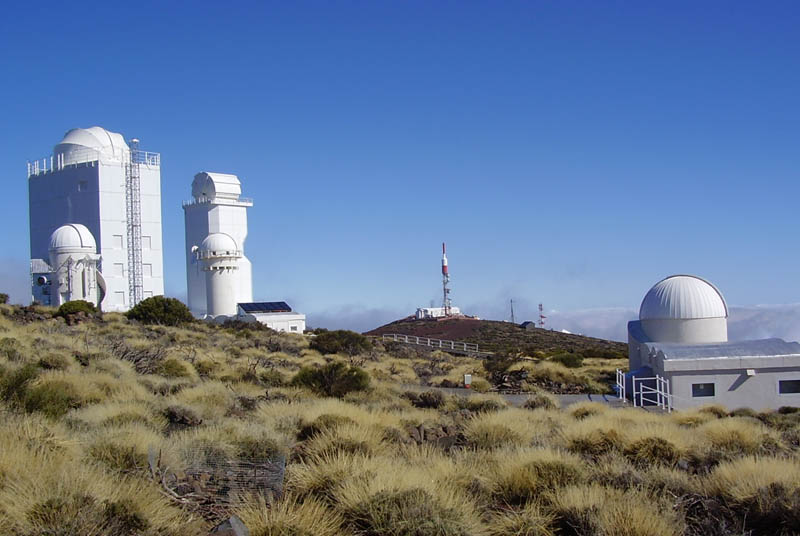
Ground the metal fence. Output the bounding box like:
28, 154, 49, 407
382, 333, 480, 353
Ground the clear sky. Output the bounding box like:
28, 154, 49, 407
1, 1, 798, 334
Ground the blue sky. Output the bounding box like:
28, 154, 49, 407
1, 1, 799, 335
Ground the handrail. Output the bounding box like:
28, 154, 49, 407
381, 333, 481, 353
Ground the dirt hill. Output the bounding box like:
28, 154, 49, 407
365, 317, 627, 357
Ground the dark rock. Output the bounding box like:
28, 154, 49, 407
210, 515, 249, 536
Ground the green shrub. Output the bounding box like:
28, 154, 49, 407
0, 363, 39, 404
235, 433, 285, 461
297, 414, 357, 440
623, 437, 680, 468
0, 293, 8, 304
309, 330, 371, 356
259, 369, 285, 387
23, 380, 83, 418
38, 353, 71, 371
454, 396, 504, 413
158, 358, 190, 378
0, 337, 22, 362
55, 300, 97, 318
778, 406, 800, 415
194, 359, 216, 377
125, 296, 194, 326
345, 488, 472, 536
291, 361, 370, 397
523, 392, 558, 410
549, 352, 584, 368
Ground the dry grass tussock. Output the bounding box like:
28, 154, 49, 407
2, 305, 800, 534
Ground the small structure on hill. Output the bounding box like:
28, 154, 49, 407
237, 301, 306, 333
626, 274, 800, 410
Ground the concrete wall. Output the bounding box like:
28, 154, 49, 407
666, 366, 800, 411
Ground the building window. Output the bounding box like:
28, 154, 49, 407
143, 236, 152, 249
144, 290, 153, 298
113, 263, 124, 277
779, 380, 800, 394
78, 180, 88, 192
692, 383, 715, 397
113, 235, 124, 249
114, 291, 125, 305
143, 263, 152, 277
290, 326, 298, 332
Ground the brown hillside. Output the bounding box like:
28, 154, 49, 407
365, 317, 627, 356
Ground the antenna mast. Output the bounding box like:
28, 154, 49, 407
441, 242, 451, 316
125, 139, 144, 307
510, 299, 515, 324
538, 303, 546, 329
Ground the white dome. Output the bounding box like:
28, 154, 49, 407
49, 224, 97, 252
192, 172, 242, 201
54, 126, 129, 164
199, 233, 239, 254
640, 275, 728, 321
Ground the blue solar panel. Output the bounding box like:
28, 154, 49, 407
238, 302, 292, 313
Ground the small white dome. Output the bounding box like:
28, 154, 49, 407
54, 126, 129, 164
640, 275, 728, 321
49, 224, 97, 252
199, 233, 239, 254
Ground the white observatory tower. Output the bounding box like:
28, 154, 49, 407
27, 127, 164, 311
183, 172, 253, 317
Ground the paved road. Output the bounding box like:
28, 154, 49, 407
400, 384, 627, 408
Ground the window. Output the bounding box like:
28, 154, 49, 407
113, 263, 124, 277
143, 263, 152, 277
290, 326, 298, 332
113, 235, 124, 249
78, 180, 88, 192
114, 291, 125, 305
779, 380, 800, 394
692, 383, 715, 397
142, 236, 152, 249
144, 291, 153, 298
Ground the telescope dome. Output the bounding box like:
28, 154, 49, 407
640, 275, 728, 321
199, 233, 239, 255
49, 224, 97, 253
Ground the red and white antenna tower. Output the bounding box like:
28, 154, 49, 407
442, 242, 452, 316
538, 303, 546, 328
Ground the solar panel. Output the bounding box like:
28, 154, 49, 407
238, 302, 292, 313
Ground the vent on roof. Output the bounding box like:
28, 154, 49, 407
238, 302, 292, 313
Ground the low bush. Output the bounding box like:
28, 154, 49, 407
24, 379, 83, 418
38, 353, 71, 371
523, 392, 558, 410
291, 362, 370, 398
567, 428, 622, 459
125, 296, 194, 326
623, 437, 680, 468
297, 414, 356, 440
0, 293, 8, 304
237, 495, 343, 536
404, 390, 445, 409
158, 358, 190, 378
55, 300, 97, 318
309, 330, 372, 356
259, 369, 286, 387
344, 487, 474, 536
470, 378, 490, 393
487, 503, 555, 536
0, 363, 39, 404
491, 449, 585, 506
0, 337, 22, 361
453, 395, 505, 413
549, 352, 584, 369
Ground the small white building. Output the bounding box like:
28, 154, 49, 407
627, 275, 800, 410
237, 302, 306, 333
28, 127, 164, 311
415, 306, 462, 319
31, 224, 106, 308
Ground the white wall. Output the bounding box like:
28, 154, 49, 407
640, 317, 727, 344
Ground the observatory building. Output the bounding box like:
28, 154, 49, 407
184, 172, 305, 330
28, 127, 164, 311
627, 275, 800, 410
184, 172, 253, 318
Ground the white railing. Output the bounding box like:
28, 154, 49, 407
27, 148, 160, 178
182, 197, 254, 207
616, 368, 626, 402
382, 333, 480, 353
632, 375, 672, 412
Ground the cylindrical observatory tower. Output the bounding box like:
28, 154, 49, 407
195, 233, 241, 318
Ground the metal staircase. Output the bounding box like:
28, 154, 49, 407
125, 139, 144, 307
